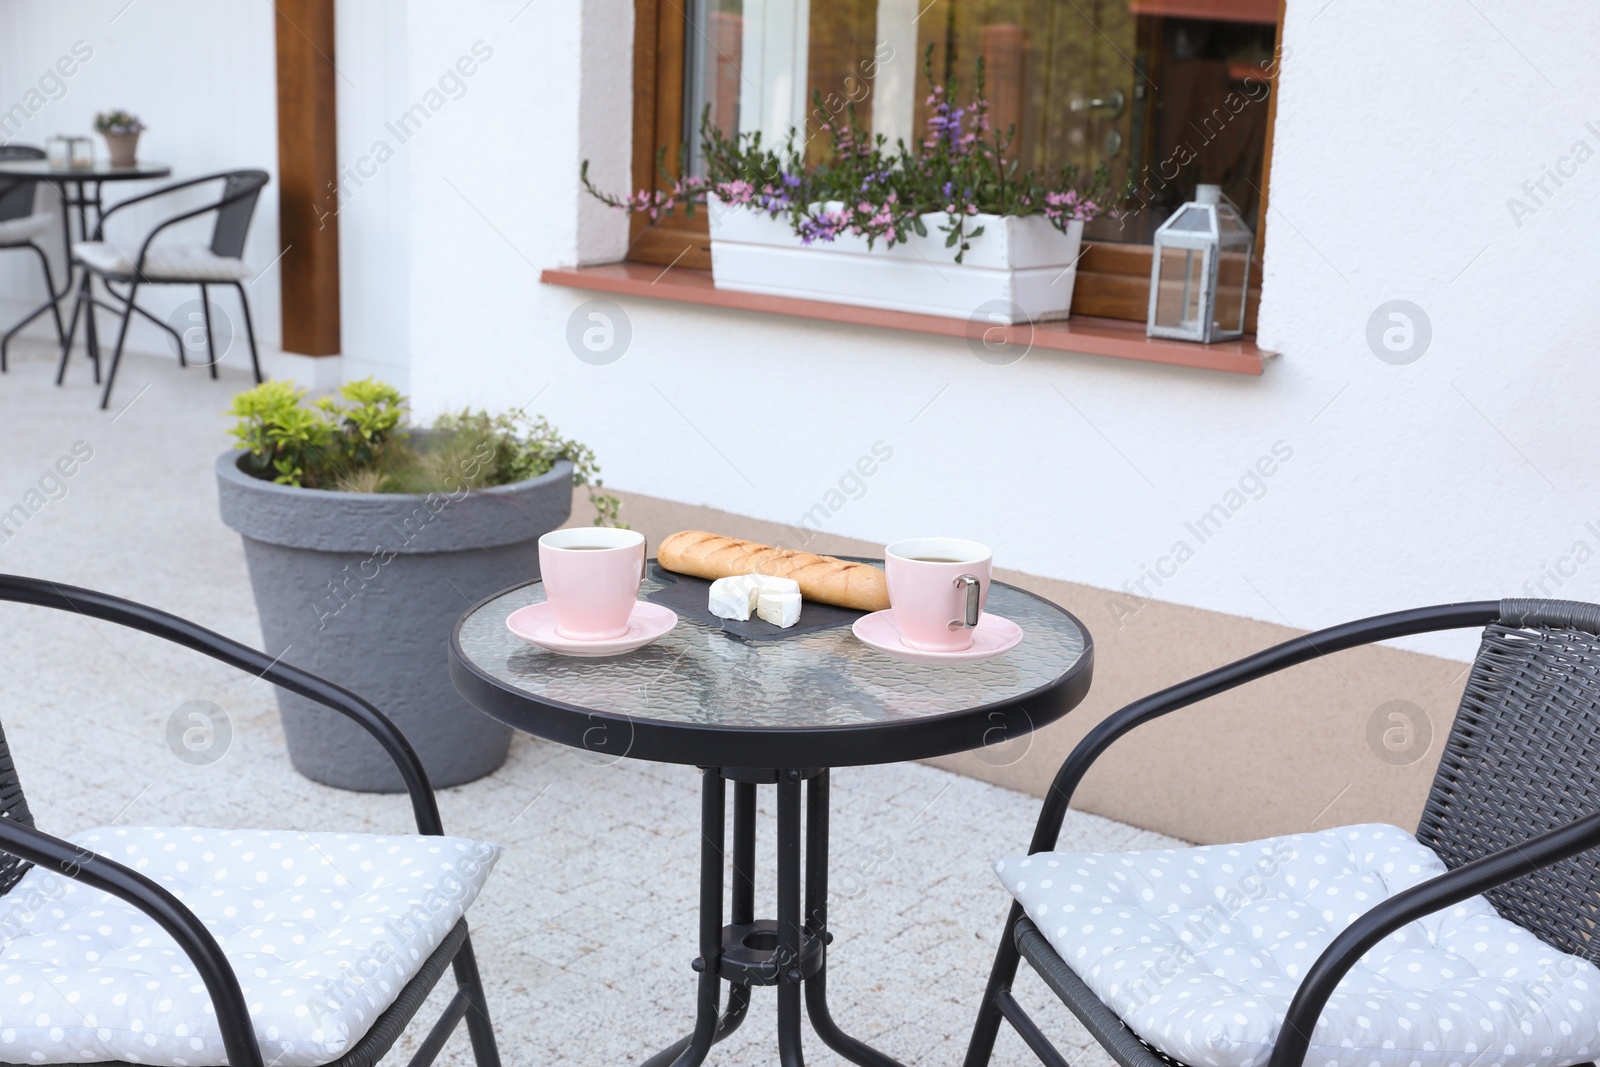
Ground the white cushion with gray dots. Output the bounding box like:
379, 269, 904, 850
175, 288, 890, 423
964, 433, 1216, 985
0, 826, 501, 1066
996, 823, 1600, 1067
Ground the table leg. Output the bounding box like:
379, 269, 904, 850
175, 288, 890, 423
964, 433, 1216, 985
804, 771, 908, 1067
645, 768, 908, 1067
777, 776, 806, 1067
643, 769, 732, 1067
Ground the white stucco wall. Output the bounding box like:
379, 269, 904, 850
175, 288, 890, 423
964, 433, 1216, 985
0, 0, 281, 356
393, 0, 1599, 662
7, 2, 1589, 663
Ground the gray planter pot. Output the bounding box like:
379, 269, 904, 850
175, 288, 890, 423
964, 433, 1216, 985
216, 450, 574, 791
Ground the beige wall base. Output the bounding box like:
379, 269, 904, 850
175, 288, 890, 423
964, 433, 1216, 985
566, 489, 1472, 845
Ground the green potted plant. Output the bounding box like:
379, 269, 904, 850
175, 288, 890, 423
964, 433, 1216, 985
583, 48, 1115, 323
94, 109, 146, 167
216, 378, 621, 792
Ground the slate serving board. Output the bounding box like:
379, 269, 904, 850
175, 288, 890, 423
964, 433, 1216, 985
643, 560, 870, 642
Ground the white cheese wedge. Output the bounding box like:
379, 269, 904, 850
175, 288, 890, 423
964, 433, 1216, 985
744, 573, 800, 596
708, 575, 759, 621
755, 590, 802, 628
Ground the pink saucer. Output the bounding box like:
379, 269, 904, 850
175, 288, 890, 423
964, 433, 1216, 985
507, 601, 678, 657
852, 609, 1023, 665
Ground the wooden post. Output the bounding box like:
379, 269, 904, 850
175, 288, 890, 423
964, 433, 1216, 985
274, 0, 341, 356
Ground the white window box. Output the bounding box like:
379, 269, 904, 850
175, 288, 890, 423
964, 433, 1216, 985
708, 201, 1085, 325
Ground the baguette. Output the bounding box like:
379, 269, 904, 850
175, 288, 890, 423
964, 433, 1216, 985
658, 530, 889, 612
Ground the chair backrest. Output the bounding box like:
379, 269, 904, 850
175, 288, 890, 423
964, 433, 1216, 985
0, 720, 37, 895
0, 144, 46, 225
1416, 598, 1600, 960
211, 169, 270, 259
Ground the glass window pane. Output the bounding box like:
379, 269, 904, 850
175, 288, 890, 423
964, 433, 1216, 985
805, 0, 879, 166
680, 0, 1277, 251
683, 0, 745, 177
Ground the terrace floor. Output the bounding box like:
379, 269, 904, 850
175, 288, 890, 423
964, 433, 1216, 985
0, 338, 1180, 1066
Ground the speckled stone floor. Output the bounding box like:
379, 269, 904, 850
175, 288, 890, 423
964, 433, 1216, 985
0, 339, 1181, 1066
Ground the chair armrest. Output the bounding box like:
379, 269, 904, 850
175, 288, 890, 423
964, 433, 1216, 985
93, 172, 237, 232
0, 818, 265, 1067
93, 174, 261, 276
0, 574, 446, 836
1026, 600, 1502, 854
1266, 807, 1600, 1067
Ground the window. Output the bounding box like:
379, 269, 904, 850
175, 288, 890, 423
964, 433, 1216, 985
628, 0, 1282, 329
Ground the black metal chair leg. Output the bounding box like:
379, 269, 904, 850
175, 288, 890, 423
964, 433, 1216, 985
55, 276, 87, 385
36, 244, 65, 347
963, 905, 1028, 1067
83, 273, 101, 384
778, 776, 806, 1067
449, 932, 502, 1067
103, 282, 184, 353
200, 283, 219, 378
0, 245, 66, 373
803, 772, 907, 1067
232, 281, 262, 383
98, 279, 136, 410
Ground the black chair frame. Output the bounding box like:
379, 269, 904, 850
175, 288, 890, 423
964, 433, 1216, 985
965, 598, 1600, 1067
0, 574, 502, 1067
0, 145, 66, 372
58, 170, 267, 409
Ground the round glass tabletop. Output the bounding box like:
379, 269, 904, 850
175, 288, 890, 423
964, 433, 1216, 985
0, 160, 171, 180
450, 563, 1094, 768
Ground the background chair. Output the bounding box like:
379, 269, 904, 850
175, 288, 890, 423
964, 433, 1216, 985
0, 573, 503, 1067
0, 144, 65, 372
60, 169, 266, 408
965, 598, 1600, 1067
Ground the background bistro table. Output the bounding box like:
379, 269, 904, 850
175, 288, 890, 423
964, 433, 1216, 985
0, 159, 171, 379
450, 563, 1093, 1066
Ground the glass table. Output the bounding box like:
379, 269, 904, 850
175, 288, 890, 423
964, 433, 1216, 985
451, 562, 1094, 1066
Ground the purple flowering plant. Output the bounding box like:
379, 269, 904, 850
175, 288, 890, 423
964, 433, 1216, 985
583, 48, 1115, 264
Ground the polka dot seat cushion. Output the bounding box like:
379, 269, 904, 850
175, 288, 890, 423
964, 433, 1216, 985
0, 826, 501, 1066
996, 824, 1600, 1067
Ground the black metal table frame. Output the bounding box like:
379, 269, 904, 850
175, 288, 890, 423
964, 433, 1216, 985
0, 166, 176, 384
449, 573, 1094, 1066
643, 766, 904, 1067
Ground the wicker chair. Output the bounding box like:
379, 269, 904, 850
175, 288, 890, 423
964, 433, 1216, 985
964, 598, 1600, 1067
60, 170, 267, 408
0, 145, 66, 372
0, 575, 503, 1067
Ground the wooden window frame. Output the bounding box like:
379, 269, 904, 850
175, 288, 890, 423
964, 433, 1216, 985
626, 0, 1283, 331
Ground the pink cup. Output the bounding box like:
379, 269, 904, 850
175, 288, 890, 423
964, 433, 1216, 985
884, 538, 993, 652
537, 528, 646, 640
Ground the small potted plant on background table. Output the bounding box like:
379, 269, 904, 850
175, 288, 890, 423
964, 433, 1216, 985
216, 378, 622, 792
94, 109, 146, 167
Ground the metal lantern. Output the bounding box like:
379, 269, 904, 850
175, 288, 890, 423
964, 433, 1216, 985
46, 135, 72, 168
66, 135, 94, 169
1146, 183, 1254, 344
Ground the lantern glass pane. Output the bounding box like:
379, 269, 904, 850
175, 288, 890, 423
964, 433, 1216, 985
1165, 204, 1215, 235
1215, 202, 1253, 252
1153, 246, 1207, 334
1215, 248, 1250, 335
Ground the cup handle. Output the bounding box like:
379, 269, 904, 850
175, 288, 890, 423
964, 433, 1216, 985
950, 574, 982, 629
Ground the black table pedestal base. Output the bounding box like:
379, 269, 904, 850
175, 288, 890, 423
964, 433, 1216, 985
644, 768, 907, 1067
